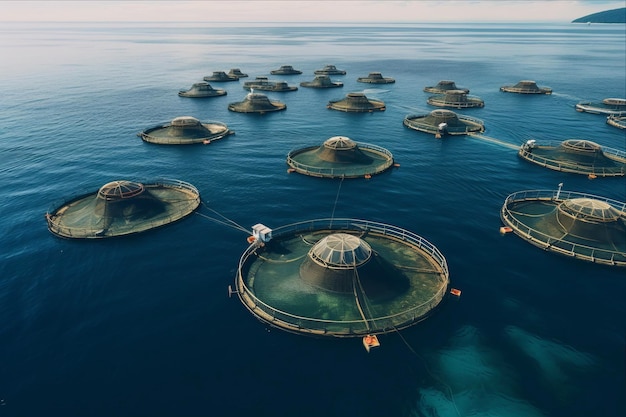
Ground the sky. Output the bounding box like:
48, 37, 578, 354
0, 1, 623, 23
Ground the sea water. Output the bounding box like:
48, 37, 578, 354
0, 22, 624, 417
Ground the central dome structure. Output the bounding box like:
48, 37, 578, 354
518, 139, 625, 176
138, 116, 233, 145
234, 218, 451, 337
327, 92, 386, 112
500, 189, 626, 266
308, 233, 372, 268
404, 110, 485, 136
287, 136, 395, 178
46, 179, 200, 239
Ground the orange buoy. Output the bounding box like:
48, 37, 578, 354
362, 334, 380, 352
247, 235, 256, 244
287, 168, 296, 173
203, 139, 211, 145
500, 226, 513, 234
393, 163, 400, 168
588, 173, 597, 179
450, 288, 462, 297
364, 174, 372, 179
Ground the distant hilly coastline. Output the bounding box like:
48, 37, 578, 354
572, 7, 626, 23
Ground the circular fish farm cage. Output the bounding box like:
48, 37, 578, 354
500, 80, 552, 94
607, 114, 626, 129
424, 80, 469, 94
357, 72, 395, 84
427, 90, 484, 109
138, 116, 233, 145
228, 68, 248, 78
314, 64, 347, 75
46, 179, 200, 239
243, 77, 297, 92
203, 71, 239, 82
327, 92, 386, 112
500, 189, 626, 267
228, 92, 286, 113
178, 82, 227, 98
575, 98, 626, 116
300, 75, 343, 89
519, 139, 626, 177
403, 109, 485, 136
234, 218, 450, 337
270, 65, 302, 75
286, 136, 394, 178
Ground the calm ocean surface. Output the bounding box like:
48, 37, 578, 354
0, 22, 625, 417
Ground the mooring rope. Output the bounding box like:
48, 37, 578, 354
352, 268, 371, 331
195, 200, 250, 234
329, 175, 345, 228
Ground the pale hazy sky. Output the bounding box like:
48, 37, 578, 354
0, 1, 623, 22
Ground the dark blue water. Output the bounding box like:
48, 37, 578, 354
1, 22, 625, 417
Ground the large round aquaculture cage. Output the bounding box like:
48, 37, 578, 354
357, 72, 395, 84
575, 98, 626, 116
270, 65, 302, 75
228, 92, 286, 113
46, 179, 200, 239
287, 136, 394, 178
427, 90, 484, 109
138, 116, 233, 145
203, 71, 239, 82
228, 68, 248, 78
314, 64, 346, 75
234, 218, 450, 337
300, 75, 343, 89
424, 80, 469, 94
518, 139, 626, 177
404, 110, 485, 136
178, 82, 226, 98
500, 189, 626, 267
607, 115, 626, 129
327, 92, 386, 112
500, 80, 552, 94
